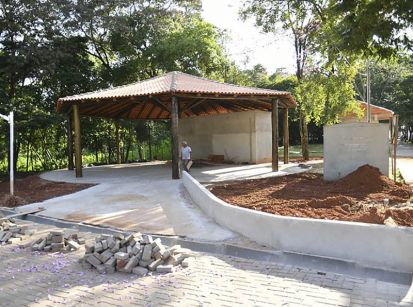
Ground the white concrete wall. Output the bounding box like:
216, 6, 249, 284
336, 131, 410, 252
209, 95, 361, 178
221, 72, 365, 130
183, 172, 413, 273
179, 111, 272, 163
324, 123, 390, 180
254, 111, 272, 163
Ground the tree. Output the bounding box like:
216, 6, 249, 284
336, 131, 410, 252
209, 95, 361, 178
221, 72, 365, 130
0, 0, 76, 171
243, 64, 272, 87
355, 59, 413, 141
0, 0, 236, 174
326, 0, 413, 57
241, 0, 326, 160
145, 17, 228, 78
69, 0, 203, 84
296, 60, 362, 126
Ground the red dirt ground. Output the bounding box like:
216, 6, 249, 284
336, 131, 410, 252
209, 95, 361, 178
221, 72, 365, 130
0, 175, 94, 208
211, 165, 413, 227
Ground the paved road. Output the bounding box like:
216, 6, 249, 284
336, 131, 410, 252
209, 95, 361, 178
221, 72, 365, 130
0, 221, 412, 307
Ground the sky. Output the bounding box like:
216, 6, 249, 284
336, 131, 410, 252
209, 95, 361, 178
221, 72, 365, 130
201, 0, 296, 74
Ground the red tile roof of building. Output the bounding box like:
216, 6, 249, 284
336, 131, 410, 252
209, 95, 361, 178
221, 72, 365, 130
58, 71, 295, 105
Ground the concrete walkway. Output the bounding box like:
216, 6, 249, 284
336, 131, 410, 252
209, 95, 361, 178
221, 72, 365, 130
397, 143, 413, 185
18, 161, 314, 242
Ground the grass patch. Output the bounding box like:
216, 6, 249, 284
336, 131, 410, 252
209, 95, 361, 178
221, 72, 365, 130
279, 144, 323, 158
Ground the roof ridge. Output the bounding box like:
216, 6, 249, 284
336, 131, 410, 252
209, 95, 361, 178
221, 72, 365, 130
173, 71, 289, 94
170, 71, 178, 93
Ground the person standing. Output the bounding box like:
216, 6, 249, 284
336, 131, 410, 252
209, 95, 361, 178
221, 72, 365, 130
181, 141, 192, 172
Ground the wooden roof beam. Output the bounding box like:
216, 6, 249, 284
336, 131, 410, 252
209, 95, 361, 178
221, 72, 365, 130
146, 103, 159, 119
217, 100, 247, 112
180, 98, 207, 113
207, 101, 223, 115
149, 96, 170, 113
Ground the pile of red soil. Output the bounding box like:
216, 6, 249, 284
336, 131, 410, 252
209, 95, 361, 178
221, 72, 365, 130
333, 165, 411, 200
0, 175, 94, 208
211, 165, 413, 226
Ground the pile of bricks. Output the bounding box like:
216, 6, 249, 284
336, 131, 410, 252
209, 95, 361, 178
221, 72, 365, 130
31, 231, 86, 252
0, 218, 34, 245
81, 233, 194, 275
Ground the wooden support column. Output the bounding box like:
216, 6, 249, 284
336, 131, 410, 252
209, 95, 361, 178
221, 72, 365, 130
171, 96, 180, 179
67, 113, 74, 170
115, 121, 121, 164
283, 108, 289, 164
73, 104, 82, 177
272, 99, 279, 172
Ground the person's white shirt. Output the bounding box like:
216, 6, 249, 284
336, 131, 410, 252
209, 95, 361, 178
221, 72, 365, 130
181, 146, 192, 160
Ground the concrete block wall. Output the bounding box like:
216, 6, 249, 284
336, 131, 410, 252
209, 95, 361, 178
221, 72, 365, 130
324, 123, 390, 180
179, 110, 272, 163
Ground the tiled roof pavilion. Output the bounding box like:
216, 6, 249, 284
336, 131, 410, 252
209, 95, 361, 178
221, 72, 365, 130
57, 71, 296, 119
59, 71, 295, 179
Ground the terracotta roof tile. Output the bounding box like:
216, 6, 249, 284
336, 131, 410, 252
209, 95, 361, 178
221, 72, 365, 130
59, 73, 173, 102
58, 71, 293, 102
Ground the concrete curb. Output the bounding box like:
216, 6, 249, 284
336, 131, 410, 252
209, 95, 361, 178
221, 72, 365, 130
182, 171, 413, 273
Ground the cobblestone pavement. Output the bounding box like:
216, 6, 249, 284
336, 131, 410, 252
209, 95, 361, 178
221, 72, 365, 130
0, 222, 412, 307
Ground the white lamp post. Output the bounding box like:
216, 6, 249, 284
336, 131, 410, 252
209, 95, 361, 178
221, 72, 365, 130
0, 112, 14, 195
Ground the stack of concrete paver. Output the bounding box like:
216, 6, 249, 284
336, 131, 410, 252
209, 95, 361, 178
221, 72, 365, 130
81, 233, 194, 275
31, 231, 86, 252
0, 218, 34, 245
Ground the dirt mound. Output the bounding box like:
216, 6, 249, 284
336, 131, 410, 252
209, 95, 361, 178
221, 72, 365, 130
333, 164, 411, 201
0, 175, 94, 208
356, 207, 386, 224
307, 196, 354, 208
0, 194, 28, 207
334, 165, 387, 192
211, 166, 413, 227
384, 208, 413, 227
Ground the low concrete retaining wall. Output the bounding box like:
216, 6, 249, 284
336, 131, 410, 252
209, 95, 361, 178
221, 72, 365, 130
183, 172, 413, 273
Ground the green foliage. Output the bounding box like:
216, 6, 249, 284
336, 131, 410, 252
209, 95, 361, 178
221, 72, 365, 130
296, 60, 362, 125
0, 0, 229, 174
325, 0, 413, 58
355, 58, 413, 141
146, 17, 228, 77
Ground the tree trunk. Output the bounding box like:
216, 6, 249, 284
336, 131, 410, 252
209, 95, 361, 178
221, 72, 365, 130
115, 122, 121, 164
26, 140, 30, 172
29, 142, 34, 171
124, 142, 131, 162
95, 137, 99, 163
148, 123, 152, 161
137, 144, 143, 161
67, 114, 74, 170
299, 111, 310, 161
283, 108, 289, 164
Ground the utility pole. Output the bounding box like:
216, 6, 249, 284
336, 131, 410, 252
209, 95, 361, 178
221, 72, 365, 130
0, 112, 14, 195
366, 60, 371, 123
